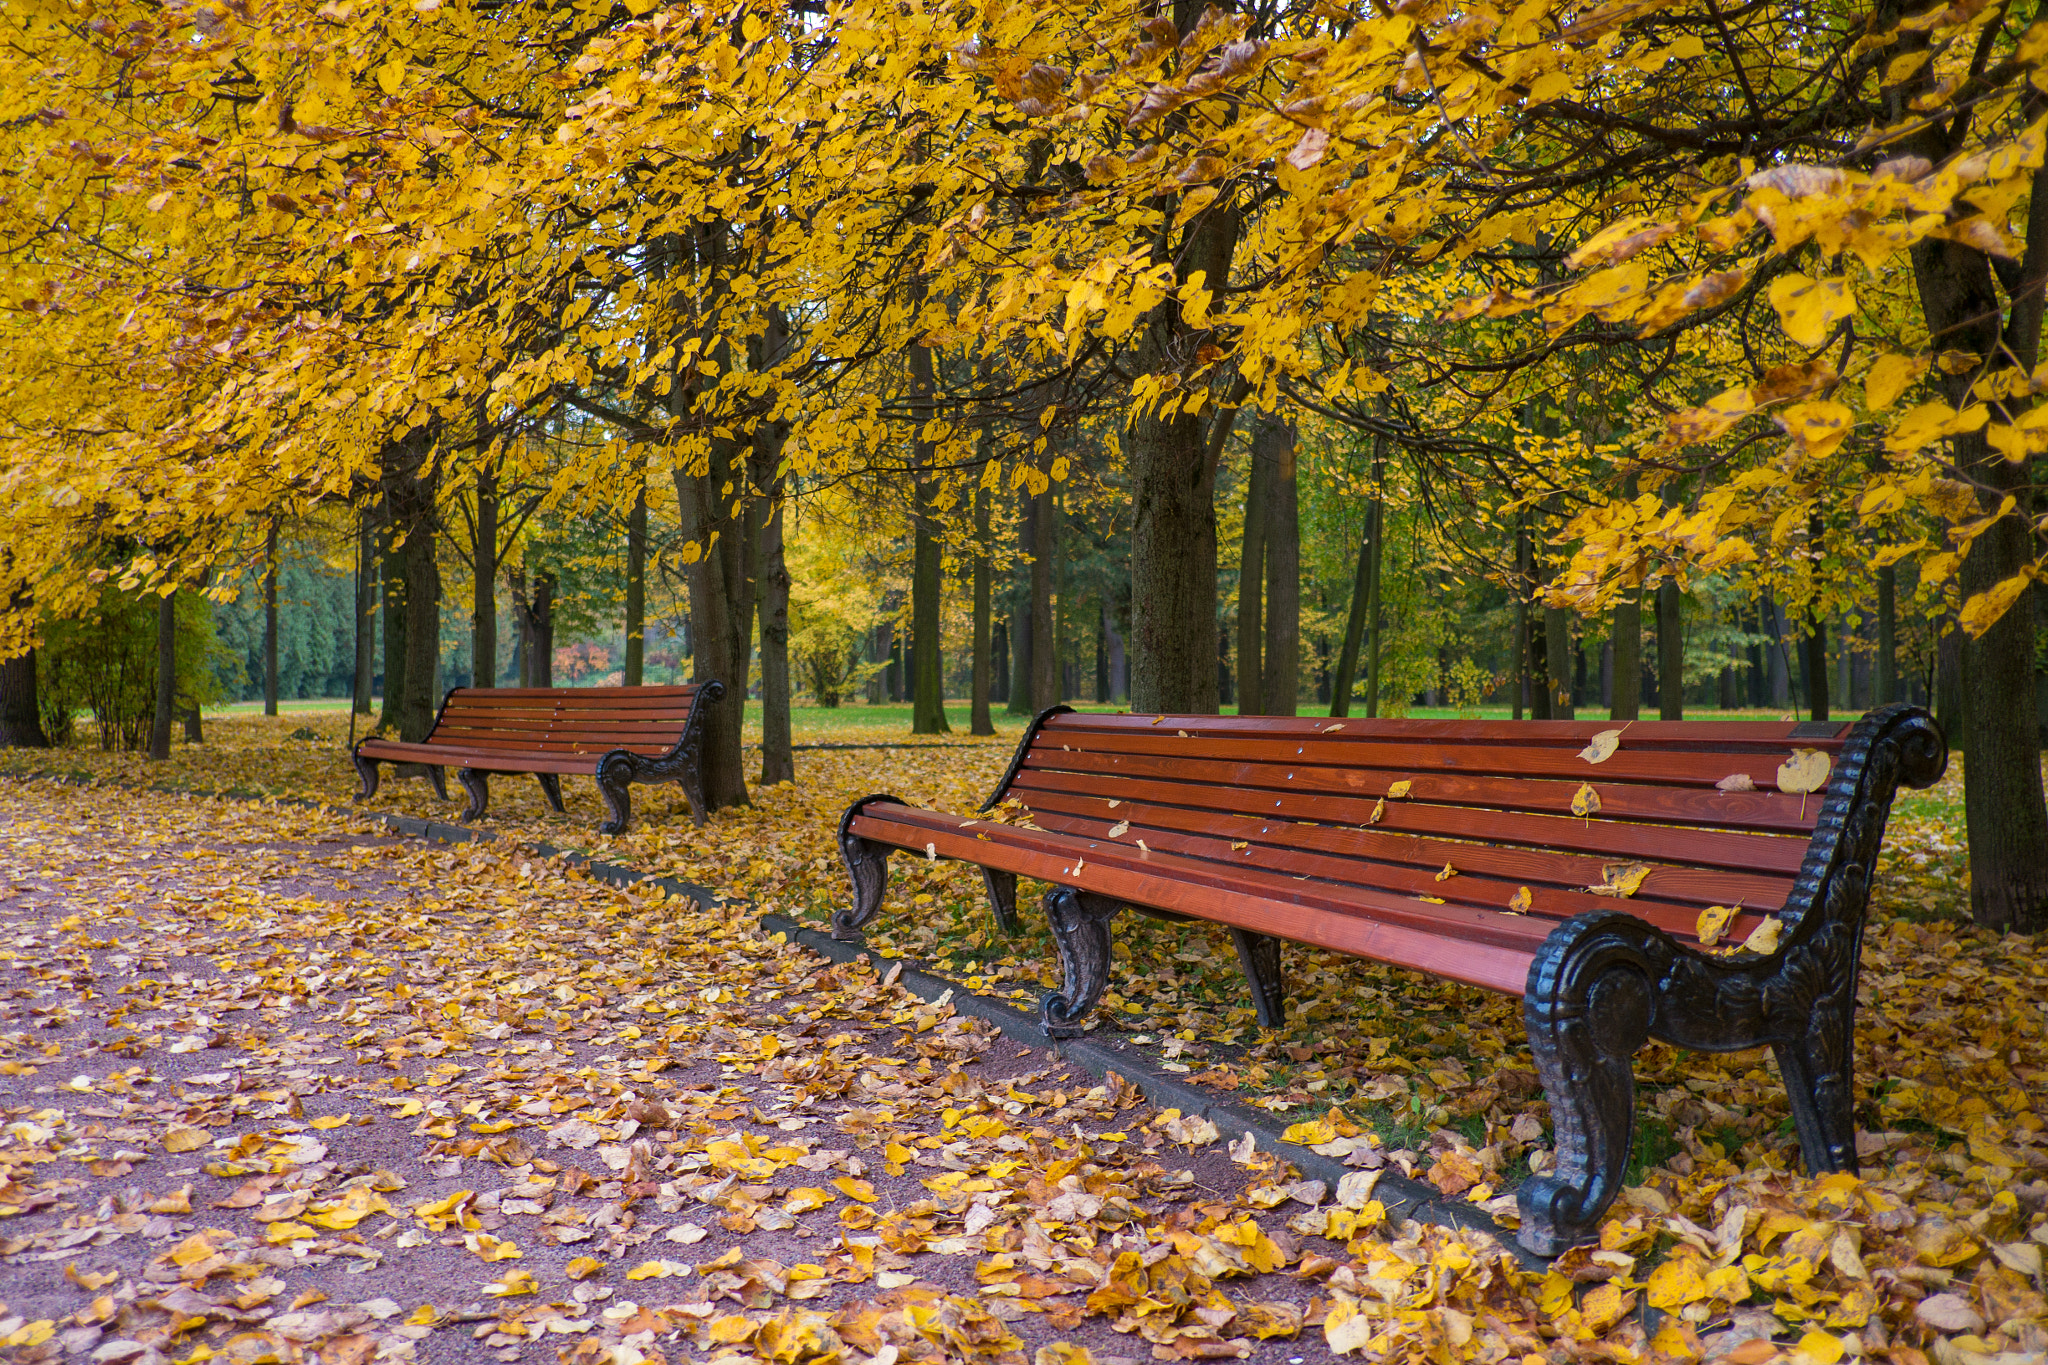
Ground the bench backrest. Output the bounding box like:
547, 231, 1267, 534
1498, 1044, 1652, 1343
988, 710, 1870, 950
426, 685, 705, 757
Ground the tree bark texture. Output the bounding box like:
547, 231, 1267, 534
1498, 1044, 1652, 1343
1906, 125, 2048, 931
395, 479, 441, 745
1125, 155, 1233, 716
1876, 565, 1897, 705
1235, 425, 1269, 716
1, 584, 48, 748
1544, 607, 1574, 720
755, 436, 794, 787
911, 483, 950, 734
971, 486, 995, 735
1029, 481, 1057, 714
149, 588, 175, 760
1257, 415, 1299, 717
1007, 492, 1035, 715
474, 466, 498, 689
264, 521, 280, 717
1656, 578, 1684, 720
1329, 496, 1375, 719
1610, 593, 1641, 721
354, 513, 376, 714
379, 521, 406, 734
624, 473, 646, 687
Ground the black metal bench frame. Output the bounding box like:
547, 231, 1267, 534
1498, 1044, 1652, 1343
829, 703, 1946, 1255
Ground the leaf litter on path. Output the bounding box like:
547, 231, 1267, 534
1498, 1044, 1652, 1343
2, 720, 2045, 1363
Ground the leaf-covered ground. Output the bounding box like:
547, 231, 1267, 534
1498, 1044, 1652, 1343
2, 715, 2044, 1364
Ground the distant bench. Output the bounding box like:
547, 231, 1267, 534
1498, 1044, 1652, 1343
351, 682, 724, 835
831, 704, 1945, 1254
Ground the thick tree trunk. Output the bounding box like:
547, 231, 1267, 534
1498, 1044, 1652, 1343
1801, 613, 1827, 722
672, 442, 753, 812
1907, 190, 2048, 929
756, 439, 794, 786
1029, 481, 1057, 712
263, 521, 280, 717
757, 494, 793, 784
1236, 425, 1269, 716
514, 571, 556, 688
2, 584, 48, 748
354, 513, 376, 713
396, 484, 441, 744
1656, 579, 1684, 720
379, 520, 407, 734
1007, 492, 1035, 714
1610, 593, 1641, 720
971, 487, 995, 735
0, 648, 47, 748
149, 588, 174, 760
475, 467, 498, 688
624, 473, 645, 687
1329, 493, 1377, 719
911, 482, 949, 734
1544, 607, 1574, 720
992, 620, 1009, 704
1257, 416, 1299, 717
1513, 523, 1530, 719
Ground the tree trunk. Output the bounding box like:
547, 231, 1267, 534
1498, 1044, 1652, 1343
1656, 578, 1684, 720
1935, 619, 1963, 742
672, 442, 753, 811
1610, 592, 1641, 720
1007, 492, 1035, 714
379, 517, 407, 734
1029, 480, 1057, 713
1258, 416, 1299, 717
263, 521, 280, 717
354, 512, 376, 713
1513, 522, 1530, 720
756, 449, 794, 786
1, 585, 49, 748
149, 588, 174, 760
624, 471, 646, 687
1236, 423, 1269, 716
475, 467, 498, 688
911, 481, 949, 733
992, 620, 1009, 705
1876, 565, 1897, 706
1907, 177, 2048, 928
1126, 176, 1233, 717
971, 486, 995, 735
514, 571, 557, 688
396, 483, 441, 744
1330, 491, 1376, 719
1801, 613, 1827, 722
1544, 607, 1574, 720
1763, 589, 1790, 707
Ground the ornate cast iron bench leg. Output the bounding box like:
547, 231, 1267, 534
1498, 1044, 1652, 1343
595, 753, 634, 836
1518, 912, 1657, 1257
1231, 930, 1286, 1028
536, 772, 567, 814
1041, 887, 1124, 1037
351, 748, 380, 802
835, 795, 904, 942
982, 869, 1020, 935
457, 769, 490, 823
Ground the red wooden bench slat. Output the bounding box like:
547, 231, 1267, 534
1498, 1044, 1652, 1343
852, 808, 1540, 993
1016, 746, 1822, 834
1044, 713, 1851, 749
1018, 790, 1791, 923
1027, 730, 1834, 793
1006, 767, 1810, 876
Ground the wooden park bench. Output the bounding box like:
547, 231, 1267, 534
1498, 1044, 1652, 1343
351, 682, 724, 835
832, 703, 1946, 1254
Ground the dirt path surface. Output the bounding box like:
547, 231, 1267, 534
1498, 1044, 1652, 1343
0, 781, 1505, 1365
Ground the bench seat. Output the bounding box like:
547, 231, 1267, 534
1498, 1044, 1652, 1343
832, 703, 1946, 1254
352, 682, 723, 834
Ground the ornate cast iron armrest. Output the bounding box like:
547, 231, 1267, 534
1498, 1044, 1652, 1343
1515, 704, 1946, 1257
835, 794, 913, 942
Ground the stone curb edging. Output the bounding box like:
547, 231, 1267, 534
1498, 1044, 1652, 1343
9, 769, 1543, 1270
